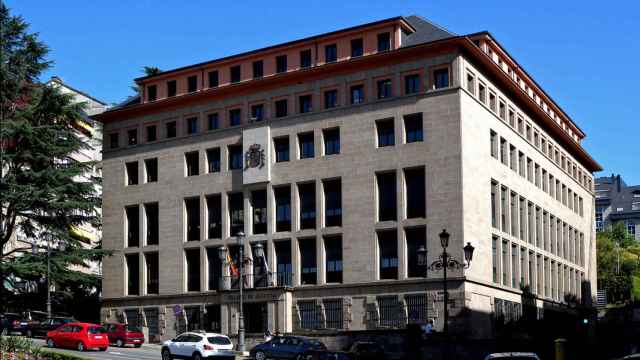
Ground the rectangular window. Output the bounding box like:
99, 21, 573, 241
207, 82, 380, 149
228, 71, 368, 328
228, 193, 244, 236
324, 89, 338, 109
377, 172, 397, 221
300, 238, 317, 285
298, 132, 314, 159
528, 252, 535, 291
377, 79, 392, 99
126, 254, 139, 296
252, 242, 269, 288
299, 182, 316, 229
323, 128, 340, 155
405, 74, 420, 94
185, 151, 199, 177
228, 145, 242, 170
299, 95, 312, 113
478, 82, 486, 103
207, 113, 219, 130
126, 205, 140, 247
499, 100, 506, 120
404, 113, 423, 143
145, 158, 157, 183
350, 84, 364, 104
146, 125, 157, 142
405, 167, 425, 219
185, 197, 200, 241
187, 75, 197, 93
206, 148, 220, 173
377, 32, 390, 52
251, 190, 267, 234
509, 145, 517, 171
229, 108, 241, 126
109, 133, 119, 149
406, 227, 426, 278
207, 247, 222, 291
511, 244, 518, 288
490, 130, 498, 159
275, 99, 288, 117
325, 236, 343, 283
325, 44, 337, 63
276, 55, 287, 73
274, 137, 289, 163
186, 116, 198, 134
376, 119, 394, 147
466, 72, 475, 94
274, 186, 291, 232
491, 181, 498, 228
230, 65, 241, 83
324, 179, 342, 227
145, 252, 159, 295
521, 247, 526, 286
253, 60, 264, 78
128, 129, 138, 146
501, 187, 508, 232
167, 80, 177, 97
300, 49, 312, 68
185, 248, 200, 292
378, 231, 398, 279
492, 236, 498, 283
208, 70, 219, 88
250, 104, 264, 122
508, 109, 515, 127
206, 194, 222, 239
145, 202, 159, 246
351, 38, 363, 57
147, 85, 157, 102
510, 192, 518, 237
519, 197, 526, 241
166, 121, 177, 138
489, 92, 496, 112
500, 138, 508, 165
126, 161, 138, 185
433, 68, 449, 89
275, 241, 292, 286
502, 240, 508, 285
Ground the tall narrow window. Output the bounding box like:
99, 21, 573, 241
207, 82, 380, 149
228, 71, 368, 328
109, 133, 119, 149
300, 49, 312, 68
324, 89, 338, 109
406, 227, 426, 278
511, 244, 518, 288
377, 32, 391, 52
230, 65, 241, 83
377, 79, 392, 99
378, 230, 398, 280
500, 138, 508, 165
145, 202, 159, 246
519, 197, 526, 241
501, 187, 508, 231
126, 205, 140, 247
323, 179, 342, 227
228, 145, 242, 170
253, 60, 264, 78
207, 148, 220, 173
299, 238, 317, 285
376, 119, 394, 147
207, 247, 222, 290
478, 82, 486, 103
126, 161, 138, 185
145, 252, 159, 295
208, 70, 219, 88
186, 116, 198, 134
323, 128, 340, 155
492, 236, 498, 283
276, 241, 292, 286
275, 99, 288, 117
299, 183, 316, 229
207, 194, 222, 239
228, 193, 244, 236
147, 85, 157, 102
276, 55, 287, 73
510, 192, 518, 237
433, 68, 449, 89
491, 181, 498, 229
350, 85, 364, 104
185, 248, 200, 292
251, 190, 267, 234
147, 125, 157, 142
325, 44, 337, 63
490, 130, 497, 159
274, 137, 289, 163
502, 240, 508, 285
404, 113, 423, 143
167, 80, 177, 97
351, 38, 363, 57
377, 172, 397, 221
126, 254, 140, 296
252, 242, 269, 287
145, 158, 158, 183
206, 113, 218, 131
466, 72, 475, 94
229, 109, 241, 126
405, 167, 425, 219
187, 75, 197, 93
185, 197, 200, 241
185, 151, 199, 176
274, 186, 291, 232
325, 236, 343, 283
298, 132, 314, 159
404, 74, 420, 94
128, 129, 138, 146
299, 94, 312, 113
166, 121, 177, 138
250, 104, 264, 122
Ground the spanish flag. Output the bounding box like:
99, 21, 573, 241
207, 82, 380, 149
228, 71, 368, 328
227, 247, 239, 277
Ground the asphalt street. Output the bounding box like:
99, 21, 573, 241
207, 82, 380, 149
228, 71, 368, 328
31, 338, 162, 360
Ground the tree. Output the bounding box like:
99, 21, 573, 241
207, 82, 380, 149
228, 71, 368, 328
130, 66, 161, 93
0, 3, 106, 311
597, 222, 639, 303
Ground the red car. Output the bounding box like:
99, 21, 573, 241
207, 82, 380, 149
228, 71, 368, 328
102, 323, 145, 347
46, 322, 108, 352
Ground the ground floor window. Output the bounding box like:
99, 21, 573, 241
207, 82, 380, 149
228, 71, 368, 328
297, 300, 322, 330
323, 299, 344, 329
405, 293, 428, 324
244, 302, 268, 333
144, 308, 160, 343
377, 296, 404, 328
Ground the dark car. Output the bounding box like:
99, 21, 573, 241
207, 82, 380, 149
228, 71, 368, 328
27, 317, 75, 338
0, 313, 22, 335
16, 310, 48, 336
344, 342, 384, 360
250, 336, 327, 360
103, 323, 145, 347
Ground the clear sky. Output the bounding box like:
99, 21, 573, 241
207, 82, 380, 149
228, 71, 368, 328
6, 0, 639, 183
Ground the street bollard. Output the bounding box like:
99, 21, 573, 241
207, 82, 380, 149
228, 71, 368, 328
555, 338, 567, 360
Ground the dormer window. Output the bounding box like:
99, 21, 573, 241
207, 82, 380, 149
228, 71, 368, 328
377, 32, 391, 52
187, 75, 197, 93
167, 80, 177, 97
147, 85, 157, 101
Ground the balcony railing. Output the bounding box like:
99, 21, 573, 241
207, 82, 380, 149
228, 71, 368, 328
218, 271, 293, 290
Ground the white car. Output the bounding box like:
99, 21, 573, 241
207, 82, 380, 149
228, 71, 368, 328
161, 331, 234, 360
484, 353, 540, 360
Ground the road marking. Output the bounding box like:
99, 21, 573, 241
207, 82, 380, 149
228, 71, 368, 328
109, 352, 124, 355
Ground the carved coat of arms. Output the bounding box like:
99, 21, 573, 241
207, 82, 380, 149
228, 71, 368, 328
245, 143, 265, 169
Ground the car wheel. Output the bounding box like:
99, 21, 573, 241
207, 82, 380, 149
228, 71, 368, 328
192, 352, 202, 360
162, 348, 172, 360
116, 338, 124, 347
255, 350, 266, 360
77, 341, 85, 352
46, 338, 55, 348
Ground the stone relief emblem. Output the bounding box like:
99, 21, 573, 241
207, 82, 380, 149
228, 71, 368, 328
245, 143, 265, 169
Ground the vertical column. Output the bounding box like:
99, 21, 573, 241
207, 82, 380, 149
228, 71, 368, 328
317, 234, 325, 285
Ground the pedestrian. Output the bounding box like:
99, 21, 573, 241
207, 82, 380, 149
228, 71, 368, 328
421, 319, 434, 335
264, 330, 272, 343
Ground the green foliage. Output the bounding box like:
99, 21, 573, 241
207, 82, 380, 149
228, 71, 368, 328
597, 222, 640, 303
0, 336, 90, 359
131, 66, 161, 93
39, 349, 91, 360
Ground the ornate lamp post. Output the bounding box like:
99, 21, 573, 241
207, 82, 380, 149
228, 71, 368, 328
416, 229, 475, 335
219, 231, 247, 353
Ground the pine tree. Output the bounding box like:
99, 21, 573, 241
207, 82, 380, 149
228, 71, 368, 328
0, 3, 106, 312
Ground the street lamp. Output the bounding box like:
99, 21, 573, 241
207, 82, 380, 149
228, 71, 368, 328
46, 237, 66, 319
235, 231, 246, 353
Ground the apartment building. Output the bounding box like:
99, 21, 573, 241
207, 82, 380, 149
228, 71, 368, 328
94, 15, 601, 342
595, 174, 640, 239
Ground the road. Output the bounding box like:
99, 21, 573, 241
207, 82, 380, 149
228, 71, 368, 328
31, 338, 161, 360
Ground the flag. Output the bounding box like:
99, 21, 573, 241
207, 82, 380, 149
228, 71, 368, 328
227, 247, 239, 277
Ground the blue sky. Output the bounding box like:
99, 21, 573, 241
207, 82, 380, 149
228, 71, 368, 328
6, 0, 639, 183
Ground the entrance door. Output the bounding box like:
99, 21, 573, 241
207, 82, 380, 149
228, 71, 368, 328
204, 305, 221, 333
244, 302, 268, 334
144, 308, 159, 343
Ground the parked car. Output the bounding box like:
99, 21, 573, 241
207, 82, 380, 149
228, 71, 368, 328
250, 336, 327, 360
16, 310, 48, 336
46, 322, 108, 352
103, 323, 145, 347
344, 342, 384, 360
0, 313, 23, 335
484, 353, 541, 360
27, 317, 75, 338
161, 331, 234, 360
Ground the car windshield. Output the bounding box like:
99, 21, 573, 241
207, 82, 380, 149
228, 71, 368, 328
126, 325, 141, 332
87, 326, 104, 334
207, 336, 231, 345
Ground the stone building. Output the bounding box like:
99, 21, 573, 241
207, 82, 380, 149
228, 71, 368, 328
595, 174, 640, 240
94, 15, 601, 342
